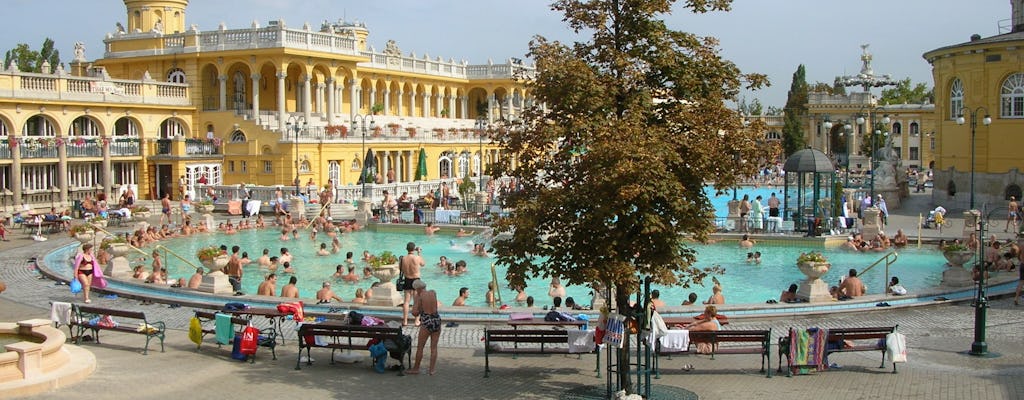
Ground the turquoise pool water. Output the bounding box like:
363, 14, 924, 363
61, 228, 945, 308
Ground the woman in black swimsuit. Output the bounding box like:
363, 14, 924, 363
74, 244, 98, 303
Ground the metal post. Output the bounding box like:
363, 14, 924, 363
970, 207, 993, 356
285, 115, 306, 197
956, 107, 991, 211
352, 114, 375, 199
476, 118, 487, 192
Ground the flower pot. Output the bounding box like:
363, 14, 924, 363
73, 232, 95, 244
201, 255, 230, 273
196, 204, 215, 214
942, 250, 975, 268
370, 264, 399, 284
108, 242, 131, 258
797, 261, 831, 280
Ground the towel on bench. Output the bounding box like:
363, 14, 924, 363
215, 313, 235, 345
659, 330, 690, 352
567, 329, 596, 353
50, 302, 72, 326
790, 328, 827, 374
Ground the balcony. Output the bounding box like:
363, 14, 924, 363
10, 71, 190, 106
65, 137, 103, 158
154, 137, 222, 157
110, 138, 140, 156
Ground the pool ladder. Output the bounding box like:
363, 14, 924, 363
857, 251, 899, 298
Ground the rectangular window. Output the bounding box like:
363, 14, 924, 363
241, 161, 247, 172
909, 147, 919, 161
893, 147, 901, 159
263, 161, 272, 173
112, 162, 137, 185
228, 161, 235, 173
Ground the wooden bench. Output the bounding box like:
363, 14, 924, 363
654, 329, 772, 378
70, 304, 165, 355
778, 326, 898, 375
193, 310, 278, 362
484, 328, 600, 378
295, 321, 410, 375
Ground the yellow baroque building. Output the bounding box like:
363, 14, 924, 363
924, 1, 1024, 210
0, 0, 530, 209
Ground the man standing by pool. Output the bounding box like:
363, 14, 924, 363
401, 241, 425, 326
767, 192, 780, 220
839, 269, 866, 298
225, 245, 244, 296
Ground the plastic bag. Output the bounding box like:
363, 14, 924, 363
188, 317, 203, 347
69, 279, 83, 294
240, 325, 259, 355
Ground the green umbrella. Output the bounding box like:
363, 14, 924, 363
415, 148, 428, 181
361, 148, 377, 183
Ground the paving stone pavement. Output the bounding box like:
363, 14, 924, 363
2, 191, 1024, 399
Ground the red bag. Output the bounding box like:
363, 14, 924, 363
240, 325, 259, 355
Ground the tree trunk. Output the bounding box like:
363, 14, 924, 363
614, 290, 633, 394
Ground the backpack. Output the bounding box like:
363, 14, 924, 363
383, 334, 412, 362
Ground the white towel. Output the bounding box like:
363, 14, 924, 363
567, 329, 596, 353
246, 200, 261, 216
648, 311, 669, 345
50, 302, 72, 326
659, 329, 689, 352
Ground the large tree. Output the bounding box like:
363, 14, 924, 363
879, 78, 932, 105
492, 0, 765, 393
781, 64, 808, 156
3, 38, 61, 73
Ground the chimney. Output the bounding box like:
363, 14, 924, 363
1014, 0, 1024, 32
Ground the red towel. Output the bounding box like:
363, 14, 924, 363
277, 301, 304, 321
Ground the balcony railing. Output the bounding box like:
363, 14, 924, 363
66, 142, 103, 158
0, 140, 10, 159
156, 139, 172, 155
185, 138, 221, 155
20, 146, 58, 159
10, 71, 190, 106
110, 138, 140, 156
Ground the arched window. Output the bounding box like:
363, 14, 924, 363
0, 118, 9, 137
23, 115, 55, 136
949, 78, 963, 120
69, 116, 101, 136
909, 122, 919, 136
113, 117, 139, 136
1007, 184, 1023, 201
230, 130, 246, 143
159, 119, 185, 138
457, 151, 471, 179
167, 68, 186, 84
299, 160, 311, 173
1001, 73, 1024, 118
891, 122, 902, 135
438, 154, 452, 179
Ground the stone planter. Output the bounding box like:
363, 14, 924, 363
367, 264, 403, 306
105, 242, 133, 279
196, 204, 215, 214
941, 250, 976, 287
107, 242, 131, 258
72, 232, 95, 244
200, 255, 230, 273
796, 261, 832, 303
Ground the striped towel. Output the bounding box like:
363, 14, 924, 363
789, 327, 827, 375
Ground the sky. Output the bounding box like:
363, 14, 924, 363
0, 0, 1012, 107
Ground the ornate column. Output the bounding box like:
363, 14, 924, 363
448, 95, 456, 119
435, 92, 443, 117
302, 74, 312, 122
102, 135, 112, 201
460, 96, 468, 119
369, 88, 377, 113
422, 92, 431, 118
349, 79, 358, 117
251, 73, 261, 124
218, 75, 228, 111
487, 94, 496, 122
277, 72, 287, 131
11, 136, 22, 208
409, 90, 418, 117
326, 78, 335, 126
383, 90, 391, 116
396, 91, 404, 116
57, 136, 68, 206
316, 82, 326, 116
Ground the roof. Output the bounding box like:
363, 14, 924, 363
924, 31, 1024, 60
783, 148, 834, 173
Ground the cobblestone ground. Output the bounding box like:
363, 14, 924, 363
1, 191, 1023, 399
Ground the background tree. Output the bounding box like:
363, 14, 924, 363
781, 64, 807, 156
879, 78, 932, 105
3, 38, 61, 72
492, 0, 765, 394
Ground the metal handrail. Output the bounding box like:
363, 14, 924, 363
154, 244, 201, 271
91, 226, 148, 257
858, 251, 899, 298
303, 202, 331, 230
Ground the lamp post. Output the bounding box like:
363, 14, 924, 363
838, 121, 852, 188
969, 206, 1001, 356
351, 114, 376, 199
822, 115, 833, 156
856, 108, 889, 200
285, 115, 307, 197
476, 117, 488, 192
956, 107, 992, 210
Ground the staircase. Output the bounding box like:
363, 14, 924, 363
304, 201, 358, 221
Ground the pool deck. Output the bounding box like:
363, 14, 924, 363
1, 189, 1024, 399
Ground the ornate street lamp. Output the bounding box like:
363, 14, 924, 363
476, 117, 489, 193
351, 114, 376, 199
956, 107, 992, 211
856, 108, 889, 200
285, 115, 307, 196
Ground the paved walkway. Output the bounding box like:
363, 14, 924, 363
1, 189, 1023, 399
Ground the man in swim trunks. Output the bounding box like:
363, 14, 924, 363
1007, 196, 1020, 233
160, 192, 172, 225
408, 279, 440, 375
400, 242, 425, 326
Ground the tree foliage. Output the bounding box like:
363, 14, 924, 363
781, 64, 807, 156
879, 78, 932, 105
3, 38, 61, 73
491, 0, 766, 391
